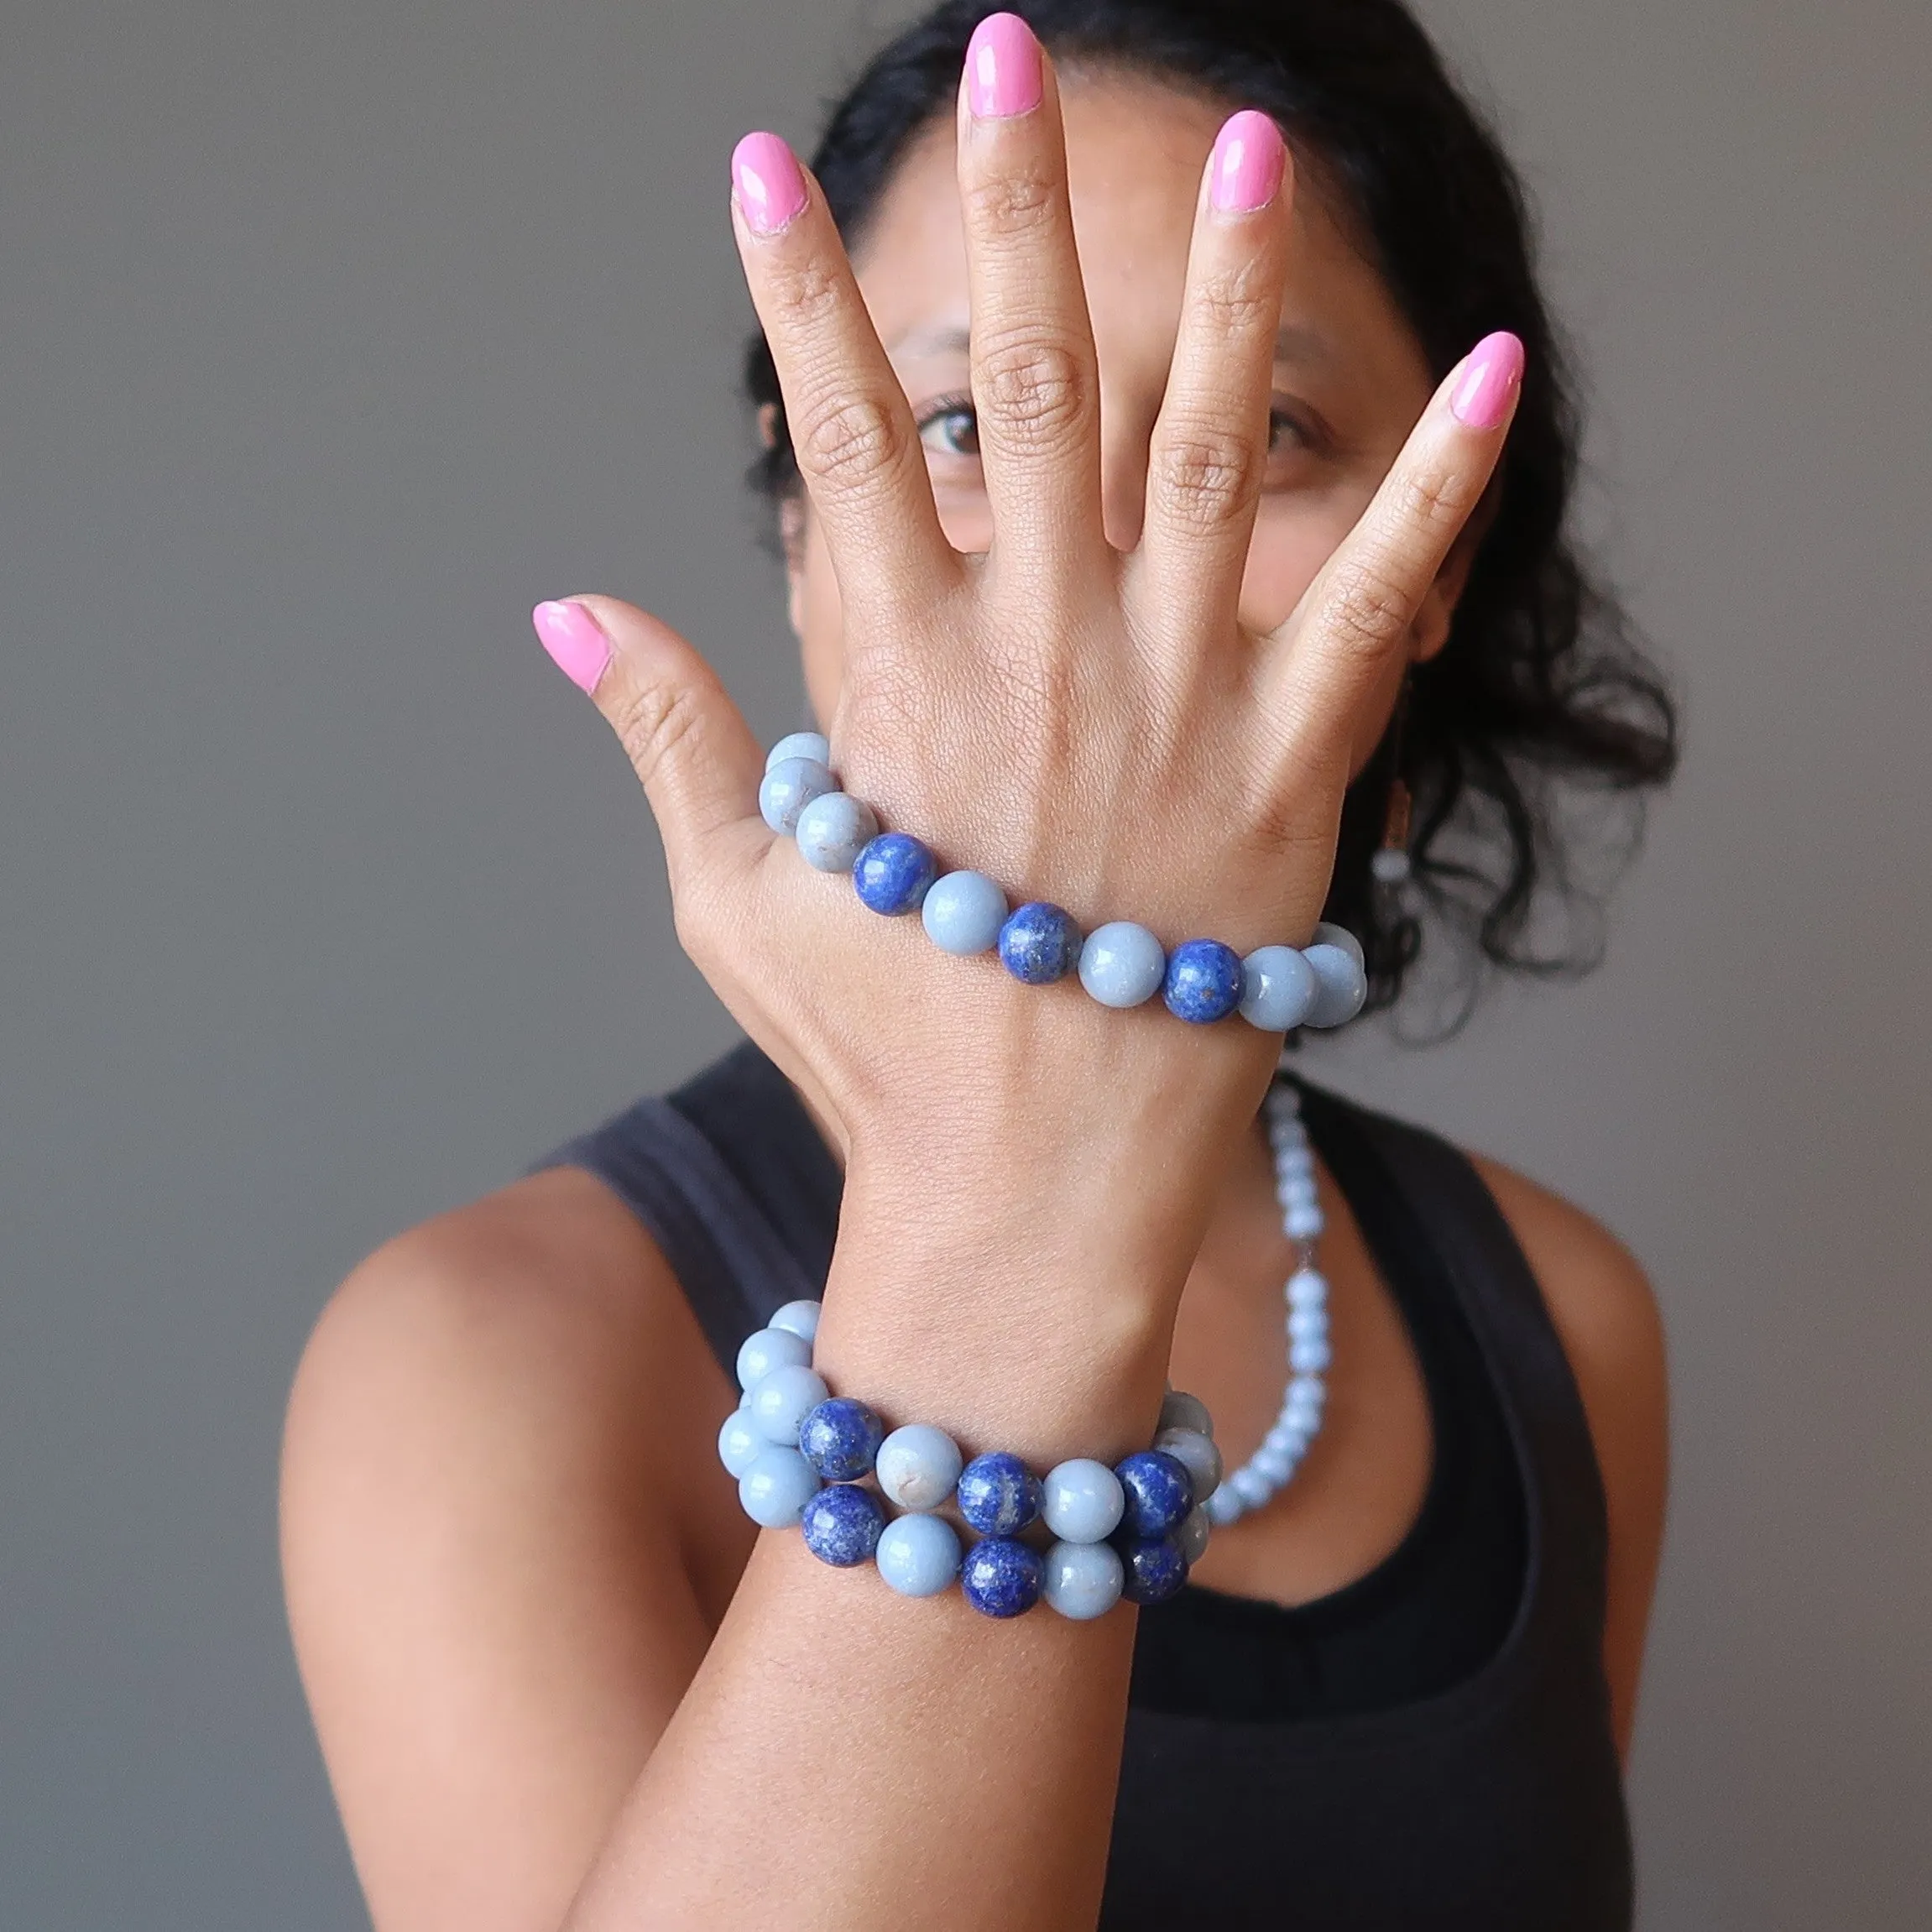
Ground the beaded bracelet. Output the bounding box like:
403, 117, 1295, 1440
718, 1298, 1224, 1621
758, 734, 1368, 1031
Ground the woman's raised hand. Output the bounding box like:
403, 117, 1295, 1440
535, 14, 1518, 1180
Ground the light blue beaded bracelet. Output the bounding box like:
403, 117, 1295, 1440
721, 1298, 1224, 1621
760, 739, 1367, 1032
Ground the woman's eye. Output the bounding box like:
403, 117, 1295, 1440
916, 402, 980, 458
1267, 407, 1313, 455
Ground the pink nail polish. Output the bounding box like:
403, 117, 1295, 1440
532, 599, 611, 695
1450, 331, 1526, 430
965, 12, 1043, 119
1209, 111, 1286, 215
731, 131, 808, 236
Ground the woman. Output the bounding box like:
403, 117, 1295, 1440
282, 3, 1677, 1927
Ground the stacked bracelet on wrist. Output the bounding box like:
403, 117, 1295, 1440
717, 1298, 1224, 1621
757, 734, 1369, 1032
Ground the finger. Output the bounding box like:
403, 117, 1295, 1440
1137, 111, 1292, 641
532, 596, 765, 888
954, 14, 1104, 579
729, 133, 958, 611
1260, 332, 1526, 751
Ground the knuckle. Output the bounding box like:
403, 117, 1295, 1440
608, 675, 706, 789
1320, 558, 1414, 661
963, 167, 1057, 243
795, 390, 906, 493
763, 251, 844, 331
1149, 420, 1261, 532
1392, 461, 1480, 536
1190, 259, 1278, 343
974, 333, 1088, 446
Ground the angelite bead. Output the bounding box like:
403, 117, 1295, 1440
765, 731, 831, 774
922, 869, 1009, 956
997, 902, 1083, 985
796, 1397, 885, 1483
795, 791, 879, 873
957, 1451, 1044, 1538
1175, 1505, 1214, 1567
1162, 938, 1245, 1024
1152, 1426, 1223, 1506
1115, 1449, 1195, 1539
1118, 1532, 1189, 1606
739, 1446, 821, 1528
1303, 941, 1368, 1028
1239, 944, 1319, 1033
745, 1362, 831, 1445
735, 1325, 812, 1392
875, 1513, 963, 1598
1311, 920, 1365, 970
760, 756, 836, 836
1077, 922, 1166, 1009
767, 1298, 822, 1345
853, 832, 938, 915
1042, 1458, 1125, 1545
1158, 1389, 1214, 1439
717, 1407, 765, 1480
799, 1483, 886, 1567
960, 1537, 1044, 1618
1042, 1540, 1125, 1621
875, 1423, 964, 1512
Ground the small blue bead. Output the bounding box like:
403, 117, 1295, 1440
1311, 921, 1365, 971
767, 1298, 822, 1345
1078, 922, 1167, 1009
796, 1397, 885, 1483
760, 756, 836, 835
795, 791, 879, 873
1158, 1389, 1214, 1438
1239, 944, 1319, 1032
922, 869, 1010, 955
1152, 1427, 1223, 1506
1042, 1539, 1125, 1620
1114, 1449, 1194, 1538
1117, 1531, 1189, 1605
800, 1483, 886, 1567
956, 1451, 1043, 1537
738, 1446, 822, 1528
735, 1325, 812, 1392
745, 1363, 831, 1445
765, 731, 830, 775
874, 1423, 964, 1512
853, 833, 938, 915
717, 1407, 765, 1480
960, 1537, 1044, 1618
997, 902, 1083, 985
875, 1513, 963, 1598
1303, 942, 1368, 1028
1042, 1459, 1125, 1543
1162, 938, 1245, 1023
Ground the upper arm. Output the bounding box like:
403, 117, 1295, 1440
1472, 1157, 1668, 1762
279, 1168, 741, 1932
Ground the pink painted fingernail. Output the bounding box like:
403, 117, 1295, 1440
1450, 331, 1526, 430
532, 599, 611, 695
1209, 110, 1286, 215
732, 132, 808, 236
965, 13, 1043, 119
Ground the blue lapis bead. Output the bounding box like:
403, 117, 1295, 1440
1239, 944, 1319, 1032
795, 791, 879, 873
1162, 938, 1245, 1023
960, 1536, 1044, 1618
853, 833, 938, 915
760, 756, 836, 835
997, 902, 1082, 985
922, 869, 1010, 955
956, 1451, 1043, 1537
1114, 1449, 1195, 1538
796, 1397, 885, 1484
800, 1483, 887, 1567
1117, 1531, 1189, 1605
1078, 922, 1166, 1009
765, 731, 831, 774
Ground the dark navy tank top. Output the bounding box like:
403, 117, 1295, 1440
545, 1042, 1632, 1929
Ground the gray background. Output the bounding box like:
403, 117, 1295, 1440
3, 0, 1925, 1924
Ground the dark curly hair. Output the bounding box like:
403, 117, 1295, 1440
744, 0, 1678, 1015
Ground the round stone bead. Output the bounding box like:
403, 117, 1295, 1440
767, 1298, 822, 1345
1162, 938, 1245, 1024
796, 1397, 885, 1483
1042, 1458, 1125, 1544
1042, 1540, 1125, 1621
875, 1513, 963, 1598
1204, 1484, 1243, 1527
1311, 920, 1365, 970
997, 902, 1083, 985
738, 1446, 821, 1527
958, 1452, 1043, 1537
1287, 1271, 1325, 1311
1288, 1307, 1328, 1345
1239, 944, 1319, 1033
1283, 1199, 1324, 1241
960, 1537, 1043, 1618
1158, 1389, 1214, 1439
1266, 1423, 1311, 1460
921, 869, 1009, 956
760, 756, 836, 836
800, 1483, 886, 1567
745, 1362, 831, 1445
717, 1407, 765, 1480
1371, 847, 1412, 884
1077, 922, 1166, 1009
1303, 941, 1368, 1029
765, 731, 831, 775
874, 1423, 964, 1513
1118, 1532, 1189, 1606
794, 791, 879, 873
1229, 1465, 1274, 1509
853, 833, 937, 915
1251, 1443, 1297, 1485
735, 1324, 812, 1392
1151, 1427, 1224, 1506
1115, 1449, 1194, 1538
1290, 1336, 1333, 1374
1175, 1504, 1214, 1566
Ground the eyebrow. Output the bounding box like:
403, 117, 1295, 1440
885, 320, 1336, 365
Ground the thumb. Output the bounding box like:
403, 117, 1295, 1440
532, 594, 765, 877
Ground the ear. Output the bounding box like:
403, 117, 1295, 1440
1410, 479, 1501, 663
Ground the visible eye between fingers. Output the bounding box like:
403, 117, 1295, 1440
915, 394, 982, 458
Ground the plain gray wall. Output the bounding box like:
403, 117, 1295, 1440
3, 0, 1926, 1924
